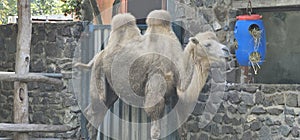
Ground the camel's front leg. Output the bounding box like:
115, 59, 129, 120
144, 74, 166, 140
145, 94, 165, 140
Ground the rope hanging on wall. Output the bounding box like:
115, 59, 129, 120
234, 0, 266, 75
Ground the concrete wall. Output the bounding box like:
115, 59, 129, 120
0, 22, 85, 138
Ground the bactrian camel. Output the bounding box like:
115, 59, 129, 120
75, 10, 229, 140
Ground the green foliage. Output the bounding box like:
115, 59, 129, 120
31, 0, 64, 16
61, 0, 82, 19
0, 0, 83, 25
0, 0, 17, 24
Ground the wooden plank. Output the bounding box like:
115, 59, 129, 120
0, 72, 63, 85
232, 0, 300, 9
14, 0, 32, 139
0, 72, 63, 78
0, 123, 72, 132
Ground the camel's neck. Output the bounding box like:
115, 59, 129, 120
180, 45, 210, 91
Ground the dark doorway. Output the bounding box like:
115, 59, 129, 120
127, 0, 163, 24
254, 11, 300, 84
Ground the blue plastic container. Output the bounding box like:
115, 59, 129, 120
234, 14, 266, 66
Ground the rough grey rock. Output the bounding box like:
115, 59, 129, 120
241, 85, 259, 93
272, 94, 285, 105
192, 102, 205, 116
271, 126, 279, 134
263, 95, 274, 107
204, 0, 216, 8
261, 85, 276, 94
280, 125, 291, 137
211, 124, 220, 136
291, 127, 300, 138
223, 114, 233, 124
212, 21, 222, 31
237, 103, 248, 114
267, 108, 283, 115
192, 0, 204, 7
199, 133, 209, 140
265, 117, 275, 126
244, 124, 251, 131
217, 103, 225, 113
284, 108, 296, 116
241, 93, 254, 105
251, 107, 267, 115
202, 123, 212, 132
230, 135, 239, 140
286, 93, 298, 107
213, 5, 227, 22
211, 68, 225, 82
250, 121, 263, 131
232, 118, 241, 126
228, 91, 241, 104
198, 94, 209, 102
259, 126, 272, 140
186, 120, 200, 133
228, 105, 237, 113
222, 126, 236, 134
255, 91, 265, 105
285, 116, 295, 127
242, 131, 252, 140
212, 114, 223, 123
175, 6, 185, 18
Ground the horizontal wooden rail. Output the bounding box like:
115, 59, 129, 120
0, 123, 73, 132
0, 72, 63, 85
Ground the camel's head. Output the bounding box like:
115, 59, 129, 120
187, 31, 230, 63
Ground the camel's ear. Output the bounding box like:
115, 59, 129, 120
189, 37, 199, 45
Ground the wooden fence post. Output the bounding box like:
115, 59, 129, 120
14, 0, 32, 139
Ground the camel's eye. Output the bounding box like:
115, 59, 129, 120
189, 37, 199, 45
204, 43, 211, 48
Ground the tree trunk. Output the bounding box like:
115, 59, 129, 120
14, 0, 31, 139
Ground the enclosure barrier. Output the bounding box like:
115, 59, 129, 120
0, 72, 74, 138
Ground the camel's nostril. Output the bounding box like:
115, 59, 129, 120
222, 47, 231, 60
222, 47, 229, 53
222, 47, 230, 55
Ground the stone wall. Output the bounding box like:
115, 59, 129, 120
174, 0, 300, 140
0, 22, 85, 138
186, 84, 300, 140
1, 1, 300, 139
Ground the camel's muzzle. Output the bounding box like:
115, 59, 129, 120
222, 46, 231, 61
